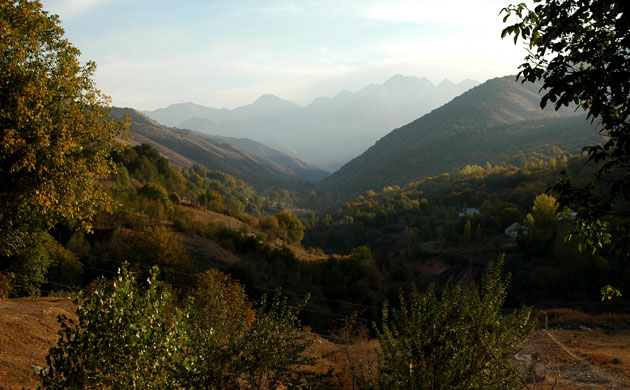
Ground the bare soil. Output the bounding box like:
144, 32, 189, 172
530, 329, 630, 389
3, 298, 630, 390
0, 297, 76, 390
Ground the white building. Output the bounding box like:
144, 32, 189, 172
505, 222, 528, 238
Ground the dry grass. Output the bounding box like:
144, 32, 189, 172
4, 297, 630, 390
538, 308, 630, 329
530, 329, 630, 389
305, 331, 379, 389
0, 297, 76, 390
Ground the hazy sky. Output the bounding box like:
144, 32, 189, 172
42, 0, 529, 110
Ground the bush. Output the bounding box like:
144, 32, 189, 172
42, 266, 190, 389
276, 211, 305, 245
7, 231, 56, 296
376, 256, 534, 389
45, 239, 84, 289
131, 226, 196, 287
185, 270, 256, 389
186, 270, 325, 389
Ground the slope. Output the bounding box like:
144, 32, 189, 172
319, 76, 602, 198
112, 107, 328, 189
142, 75, 478, 170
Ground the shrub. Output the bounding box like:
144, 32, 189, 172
41, 266, 190, 389
185, 270, 256, 389
276, 211, 305, 245
186, 270, 323, 389
376, 256, 534, 389
45, 238, 84, 289
131, 226, 196, 287
7, 231, 56, 296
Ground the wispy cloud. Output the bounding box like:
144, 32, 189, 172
360, 0, 504, 28
44, 0, 117, 18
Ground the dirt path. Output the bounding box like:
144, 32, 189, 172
531, 329, 630, 389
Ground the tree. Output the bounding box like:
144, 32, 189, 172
186, 271, 321, 389
0, 1, 127, 256
532, 193, 559, 230
501, 0, 629, 255
275, 211, 305, 245
239, 292, 320, 390
42, 266, 190, 389
376, 257, 534, 389
350, 245, 374, 262
462, 218, 472, 245
7, 231, 55, 296
186, 270, 256, 389
131, 226, 196, 287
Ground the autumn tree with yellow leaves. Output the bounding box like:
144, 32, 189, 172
0, 0, 126, 255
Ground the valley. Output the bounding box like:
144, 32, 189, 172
2, 1, 628, 385
3, 71, 627, 388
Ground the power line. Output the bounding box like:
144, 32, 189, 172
1, 269, 375, 323
2, 271, 374, 343
73, 251, 382, 312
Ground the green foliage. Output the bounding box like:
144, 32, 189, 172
131, 226, 196, 286
138, 182, 170, 203
44, 237, 84, 290
239, 292, 320, 390
462, 218, 472, 245
275, 210, 305, 245
601, 284, 622, 302
186, 270, 256, 388
502, 0, 630, 256
111, 144, 277, 220
42, 266, 190, 389
350, 245, 373, 262
2, 231, 81, 296
376, 257, 534, 389
531, 193, 558, 230
0, 0, 126, 255
7, 231, 55, 296
115, 164, 131, 190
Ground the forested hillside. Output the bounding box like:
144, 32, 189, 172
319, 76, 601, 198
5, 0, 630, 389
112, 107, 328, 189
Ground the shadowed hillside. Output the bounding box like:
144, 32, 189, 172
318, 76, 601, 198
112, 107, 328, 189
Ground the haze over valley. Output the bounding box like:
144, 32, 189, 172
4, 1, 629, 389
142, 75, 479, 171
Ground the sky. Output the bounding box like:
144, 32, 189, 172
42, 0, 530, 110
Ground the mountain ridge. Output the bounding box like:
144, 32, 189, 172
112, 107, 329, 188
318, 76, 601, 198
142, 75, 479, 170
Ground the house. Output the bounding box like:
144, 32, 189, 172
505, 222, 527, 238
458, 208, 480, 217
558, 211, 578, 221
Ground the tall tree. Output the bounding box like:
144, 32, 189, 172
0, 0, 126, 255
501, 0, 630, 255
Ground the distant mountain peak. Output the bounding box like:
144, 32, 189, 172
142, 74, 481, 170
166, 102, 202, 108
437, 79, 455, 88
252, 94, 295, 107
384, 74, 433, 88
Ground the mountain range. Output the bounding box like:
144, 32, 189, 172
111, 108, 328, 189
318, 76, 603, 198
143, 75, 478, 171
